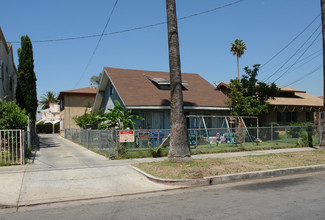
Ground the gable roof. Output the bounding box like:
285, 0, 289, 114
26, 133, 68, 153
58, 86, 97, 100
94, 67, 228, 111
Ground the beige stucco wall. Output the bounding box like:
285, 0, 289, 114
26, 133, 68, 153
60, 94, 95, 136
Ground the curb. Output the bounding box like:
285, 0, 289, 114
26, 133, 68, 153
131, 164, 325, 187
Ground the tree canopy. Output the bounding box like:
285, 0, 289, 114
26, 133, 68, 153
90, 72, 103, 86
16, 35, 38, 122
226, 64, 280, 116
39, 91, 57, 109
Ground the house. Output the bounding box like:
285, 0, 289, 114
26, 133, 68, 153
37, 103, 61, 133
216, 82, 323, 126
37, 103, 60, 123
58, 84, 97, 136
265, 86, 323, 125
0, 27, 17, 101
92, 67, 230, 129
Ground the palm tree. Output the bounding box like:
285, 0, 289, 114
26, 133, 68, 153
230, 39, 247, 80
39, 91, 57, 109
90, 72, 103, 86
166, 0, 190, 161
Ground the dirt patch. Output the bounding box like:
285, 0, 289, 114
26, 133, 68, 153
134, 150, 325, 179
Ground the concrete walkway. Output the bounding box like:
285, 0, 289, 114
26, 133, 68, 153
0, 134, 316, 208
0, 134, 177, 208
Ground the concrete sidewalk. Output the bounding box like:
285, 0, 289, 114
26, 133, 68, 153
0, 134, 318, 208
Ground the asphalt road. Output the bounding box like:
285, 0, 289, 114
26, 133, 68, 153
1, 171, 325, 220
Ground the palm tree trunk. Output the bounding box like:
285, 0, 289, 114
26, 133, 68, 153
237, 56, 240, 80
166, 0, 190, 160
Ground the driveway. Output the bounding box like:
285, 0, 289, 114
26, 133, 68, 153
0, 134, 177, 207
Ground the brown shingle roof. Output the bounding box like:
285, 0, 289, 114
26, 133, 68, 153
269, 91, 323, 107
58, 86, 97, 100
104, 67, 228, 108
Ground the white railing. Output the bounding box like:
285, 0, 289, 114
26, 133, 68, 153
0, 130, 26, 165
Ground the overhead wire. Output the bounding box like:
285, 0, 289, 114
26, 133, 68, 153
260, 48, 322, 74
260, 14, 320, 69
10, 0, 244, 44
262, 24, 321, 83
275, 50, 322, 76
273, 30, 321, 83
283, 65, 322, 87
74, 0, 119, 88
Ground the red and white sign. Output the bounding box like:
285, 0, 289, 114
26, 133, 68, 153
119, 130, 135, 143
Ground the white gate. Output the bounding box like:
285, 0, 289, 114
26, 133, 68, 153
0, 130, 25, 165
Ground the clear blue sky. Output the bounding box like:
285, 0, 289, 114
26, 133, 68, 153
0, 0, 323, 101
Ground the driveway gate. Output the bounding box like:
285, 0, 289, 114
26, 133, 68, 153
0, 130, 26, 165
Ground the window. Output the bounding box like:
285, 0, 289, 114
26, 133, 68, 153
60, 99, 65, 111
109, 81, 113, 95
0, 60, 4, 79
277, 111, 297, 123
146, 76, 188, 90
9, 77, 12, 91
306, 112, 310, 122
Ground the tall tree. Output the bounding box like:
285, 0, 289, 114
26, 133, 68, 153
226, 64, 280, 117
39, 91, 58, 110
230, 39, 247, 80
320, 0, 325, 147
166, 0, 190, 160
90, 72, 103, 86
16, 35, 38, 122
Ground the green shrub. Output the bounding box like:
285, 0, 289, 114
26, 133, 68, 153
288, 122, 314, 138
36, 121, 59, 133
296, 130, 308, 147
0, 100, 28, 129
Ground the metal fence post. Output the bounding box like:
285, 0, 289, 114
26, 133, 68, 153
115, 130, 119, 158
319, 121, 322, 144
86, 130, 89, 149
243, 128, 245, 149
195, 129, 198, 150
21, 130, 24, 165
285, 127, 287, 147
271, 124, 273, 142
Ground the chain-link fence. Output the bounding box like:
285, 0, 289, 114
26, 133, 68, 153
65, 125, 321, 159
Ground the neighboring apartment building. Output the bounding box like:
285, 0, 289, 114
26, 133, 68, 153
58, 84, 97, 136
38, 103, 61, 123
0, 27, 17, 101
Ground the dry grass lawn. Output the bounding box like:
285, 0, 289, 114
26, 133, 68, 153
133, 150, 325, 179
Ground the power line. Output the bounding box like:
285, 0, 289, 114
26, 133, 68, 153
260, 48, 322, 74
273, 30, 321, 83
283, 65, 322, 87
10, 0, 244, 44
260, 14, 320, 69
262, 24, 321, 82
275, 50, 322, 76
74, 0, 119, 88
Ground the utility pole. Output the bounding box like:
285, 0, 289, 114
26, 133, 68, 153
166, 0, 191, 160
320, 0, 325, 148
